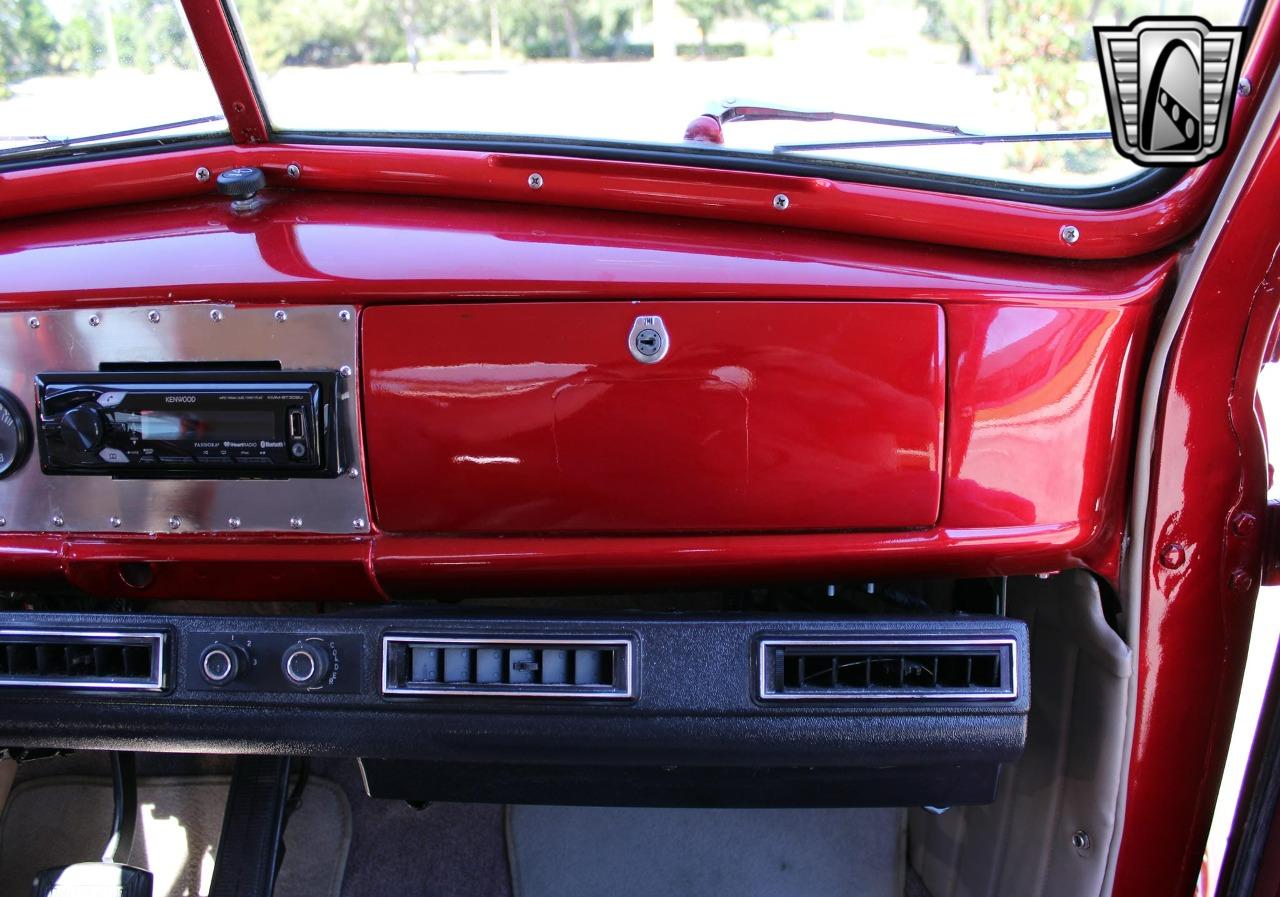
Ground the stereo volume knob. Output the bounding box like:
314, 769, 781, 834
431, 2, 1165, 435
200, 642, 248, 686
59, 404, 106, 453
282, 641, 331, 688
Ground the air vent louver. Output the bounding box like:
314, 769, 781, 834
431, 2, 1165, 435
0, 630, 166, 691
759, 638, 1016, 701
382, 637, 633, 698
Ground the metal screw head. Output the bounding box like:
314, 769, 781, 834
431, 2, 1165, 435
338, 309, 352, 323
1159, 543, 1186, 569
147, 310, 161, 324
1060, 225, 1081, 245
289, 516, 303, 530
0, 516, 6, 527
167, 516, 181, 530
27, 316, 39, 330
1240, 76, 1253, 97
1232, 512, 1257, 536
340, 365, 353, 378
347, 467, 360, 479
274, 309, 288, 322
88, 314, 101, 327
528, 172, 544, 190
228, 516, 242, 529
1072, 830, 1092, 853
109, 516, 121, 528
195, 166, 211, 182
773, 193, 790, 211
286, 163, 301, 179
1231, 569, 1254, 592
210, 309, 224, 323
353, 518, 367, 530
51, 515, 64, 528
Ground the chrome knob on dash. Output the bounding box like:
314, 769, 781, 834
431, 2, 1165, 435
199, 642, 249, 686
282, 640, 332, 689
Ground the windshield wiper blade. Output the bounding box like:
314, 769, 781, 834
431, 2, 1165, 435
697, 98, 982, 138
0, 116, 224, 161
775, 130, 1112, 153
686, 99, 1110, 154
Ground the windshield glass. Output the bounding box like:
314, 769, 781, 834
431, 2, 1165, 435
0, 0, 225, 157
229, 0, 1248, 190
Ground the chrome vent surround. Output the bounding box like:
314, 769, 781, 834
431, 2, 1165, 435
382, 636, 633, 699
758, 638, 1018, 701
0, 629, 167, 692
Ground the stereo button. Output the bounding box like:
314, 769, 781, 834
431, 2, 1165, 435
98, 448, 129, 464
59, 404, 106, 453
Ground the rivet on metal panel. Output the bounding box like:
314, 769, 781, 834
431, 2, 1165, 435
147, 310, 161, 324
339, 309, 352, 322
1240, 77, 1253, 97
274, 310, 288, 322
210, 309, 224, 323
228, 517, 241, 529
347, 468, 360, 479
167, 516, 181, 530
27, 317, 39, 330
353, 518, 367, 530
109, 516, 121, 528
1159, 543, 1186, 569
88, 315, 101, 327
51, 516, 64, 528
290, 516, 303, 529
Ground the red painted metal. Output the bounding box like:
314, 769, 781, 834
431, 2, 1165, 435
1110, 91, 1280, 897
0, 535, 383, 603
364, 302, 946, 534
0, 190, 1169, 593
0, 191, 1173, 306
179, 0, 268, 143
0, 142, 1238, 261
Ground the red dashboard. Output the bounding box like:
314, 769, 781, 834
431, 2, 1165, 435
0, 190, 1171, 600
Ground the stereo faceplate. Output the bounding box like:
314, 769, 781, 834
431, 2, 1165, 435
0, 305, 368, 534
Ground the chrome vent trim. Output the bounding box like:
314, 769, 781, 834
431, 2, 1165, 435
0, 629, 167, 692
758, 637, 1018, 701
382, 636, 634, 699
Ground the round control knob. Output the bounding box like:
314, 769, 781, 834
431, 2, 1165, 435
200, 642, 248, 686
282, 641, 331, 688
59, 404, 106, 453
215, 166, 266, 199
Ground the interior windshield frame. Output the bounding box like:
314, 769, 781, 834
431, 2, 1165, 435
232, 0, 1264, 211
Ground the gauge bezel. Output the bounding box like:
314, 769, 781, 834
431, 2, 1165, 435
0, 388, 32, 481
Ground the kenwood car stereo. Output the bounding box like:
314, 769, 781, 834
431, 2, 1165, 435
34, 370, 341, 477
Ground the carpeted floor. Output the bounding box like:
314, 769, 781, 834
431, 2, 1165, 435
507, 804, 907, 897
3, 753, 933, 897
